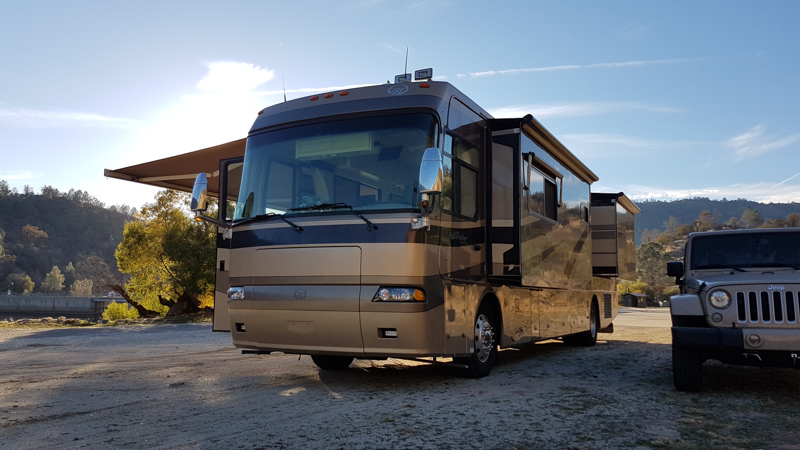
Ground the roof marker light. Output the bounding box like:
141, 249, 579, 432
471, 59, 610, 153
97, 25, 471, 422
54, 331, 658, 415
339, 91, 349, 96
420, 83, 430, 88
324, 93, 334, 98
257, 109, 264, 115
310, 95, 319, 101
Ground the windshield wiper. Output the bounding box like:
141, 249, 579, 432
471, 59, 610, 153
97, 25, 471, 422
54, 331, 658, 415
289, 202, 378, 232
234, 213, 303, 233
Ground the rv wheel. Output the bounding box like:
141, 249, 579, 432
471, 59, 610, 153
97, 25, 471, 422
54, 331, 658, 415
456, 305, 498, 378
563, 301, 599, 346
311, 355, 354, 370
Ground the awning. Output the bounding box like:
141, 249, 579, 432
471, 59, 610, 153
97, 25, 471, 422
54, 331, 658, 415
103, 138, 246, 196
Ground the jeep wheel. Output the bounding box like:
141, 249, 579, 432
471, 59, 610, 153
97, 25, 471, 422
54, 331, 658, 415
673, 346, 703, 392
311, 355, 354, 370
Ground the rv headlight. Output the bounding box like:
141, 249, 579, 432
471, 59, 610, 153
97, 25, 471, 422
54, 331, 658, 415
373, 287, 426, 302
708, 290, 731, 309
228, 287, 245, 300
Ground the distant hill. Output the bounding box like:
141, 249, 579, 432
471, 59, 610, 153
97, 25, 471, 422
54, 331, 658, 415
0, 182, 135, 293
634, 197, 800, 245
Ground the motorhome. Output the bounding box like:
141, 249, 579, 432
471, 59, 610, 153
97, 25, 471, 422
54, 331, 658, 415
107, 70, 639, 377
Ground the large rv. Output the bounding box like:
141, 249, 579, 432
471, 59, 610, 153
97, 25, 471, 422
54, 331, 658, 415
107, 71, 639, 377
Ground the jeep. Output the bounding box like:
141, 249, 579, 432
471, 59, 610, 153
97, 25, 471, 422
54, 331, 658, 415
667, 228, 800, 391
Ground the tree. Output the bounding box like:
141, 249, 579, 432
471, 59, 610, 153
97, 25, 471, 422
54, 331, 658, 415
63, 262, 77, 288
617, 278, 655, 299
70, 279, 94, 296
740, 207, 764, 228
21, 225, 49, 247
75, 254, 122, 295
640, 228, 661, 245
698, 209, 720, 230
663, 216, 681, 236
41, 266, 65, 293
636, 242, 673, 293
788, 213, 800, 228
4, 273, 34, 293
725, 216, 741, 229
115, 190, 216, 316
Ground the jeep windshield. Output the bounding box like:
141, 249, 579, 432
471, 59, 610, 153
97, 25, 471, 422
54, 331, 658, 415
234, 113, 438, 220
690, 231, 800, 270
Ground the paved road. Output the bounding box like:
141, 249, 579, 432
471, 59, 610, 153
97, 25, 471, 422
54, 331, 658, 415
616, 306, 672, 328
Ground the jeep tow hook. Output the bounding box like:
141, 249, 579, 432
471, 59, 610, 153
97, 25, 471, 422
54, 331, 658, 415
743, 353, 762, 362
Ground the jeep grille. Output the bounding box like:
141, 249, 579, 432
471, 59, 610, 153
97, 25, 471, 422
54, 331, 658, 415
736, 289, 798, 324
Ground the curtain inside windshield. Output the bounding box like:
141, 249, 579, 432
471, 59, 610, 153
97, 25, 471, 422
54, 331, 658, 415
235, 113, 438, 219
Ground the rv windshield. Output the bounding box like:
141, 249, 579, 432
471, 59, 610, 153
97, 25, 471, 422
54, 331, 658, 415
234, 113, 438, 219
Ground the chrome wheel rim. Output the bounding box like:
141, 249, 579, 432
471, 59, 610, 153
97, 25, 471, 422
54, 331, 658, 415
474, 313, 495, 363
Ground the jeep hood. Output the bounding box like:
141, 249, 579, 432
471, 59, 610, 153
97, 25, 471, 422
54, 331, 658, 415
687, 270, 800, 292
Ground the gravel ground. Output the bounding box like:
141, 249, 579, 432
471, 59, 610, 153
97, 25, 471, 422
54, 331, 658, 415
2, 312, 800, 449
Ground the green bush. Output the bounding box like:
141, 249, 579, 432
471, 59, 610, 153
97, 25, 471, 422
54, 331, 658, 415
102, 302, 139, 321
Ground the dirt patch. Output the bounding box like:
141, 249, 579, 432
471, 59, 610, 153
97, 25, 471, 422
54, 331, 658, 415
1, 323, 799, 449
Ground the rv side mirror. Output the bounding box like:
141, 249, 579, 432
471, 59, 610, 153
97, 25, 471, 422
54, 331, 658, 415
191, 173, 209, 213
418, 147, 443, 216
667, 261, 684, 284
189, 172, 233, 236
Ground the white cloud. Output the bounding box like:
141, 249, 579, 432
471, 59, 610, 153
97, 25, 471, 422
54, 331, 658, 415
254, 83, 376, 99
382, 43, 409, 55
457, 58, 695, 78
615, 23, 647, 40
0, 170, 39, 181
726, 125, 800, 161
0, 108, 138, 128
197, 62, 275, 92
562, 133, 666, 149
127, 61, 279, 164
488, 102, 680, 119
618, 182, 800, 204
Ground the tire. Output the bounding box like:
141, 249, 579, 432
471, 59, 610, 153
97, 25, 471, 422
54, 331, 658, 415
563, 301, 599, 347
455, 305, 498, 378
310, 355, 354, 370
672, 345, 703, 392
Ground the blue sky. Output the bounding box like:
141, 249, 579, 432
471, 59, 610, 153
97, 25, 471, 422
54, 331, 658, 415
2, 0, 799, 209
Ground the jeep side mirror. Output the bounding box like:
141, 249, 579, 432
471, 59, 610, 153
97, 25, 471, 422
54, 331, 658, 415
667, 261, 683, 277
667, 261, 684, 284
418, 147, 443, 216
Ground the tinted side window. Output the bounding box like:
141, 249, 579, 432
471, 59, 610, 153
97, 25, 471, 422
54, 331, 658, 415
523, 154, 559, 221
442, 134, 479, 219
443, 98, 484, 220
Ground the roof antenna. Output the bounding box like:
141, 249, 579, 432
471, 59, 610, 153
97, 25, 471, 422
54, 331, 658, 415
282, 77, 287, 102
404, 47, 409, 78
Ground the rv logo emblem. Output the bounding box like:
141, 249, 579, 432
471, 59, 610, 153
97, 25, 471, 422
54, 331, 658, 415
388, 85, 409, 96
294, 289, 306, 300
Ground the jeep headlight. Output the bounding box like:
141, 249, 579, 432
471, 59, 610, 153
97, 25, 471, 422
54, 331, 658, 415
709, 290, 731, 309
373, 287, 426, 302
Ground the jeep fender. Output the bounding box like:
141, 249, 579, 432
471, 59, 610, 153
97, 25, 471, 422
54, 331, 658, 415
670, 294, 704, 316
